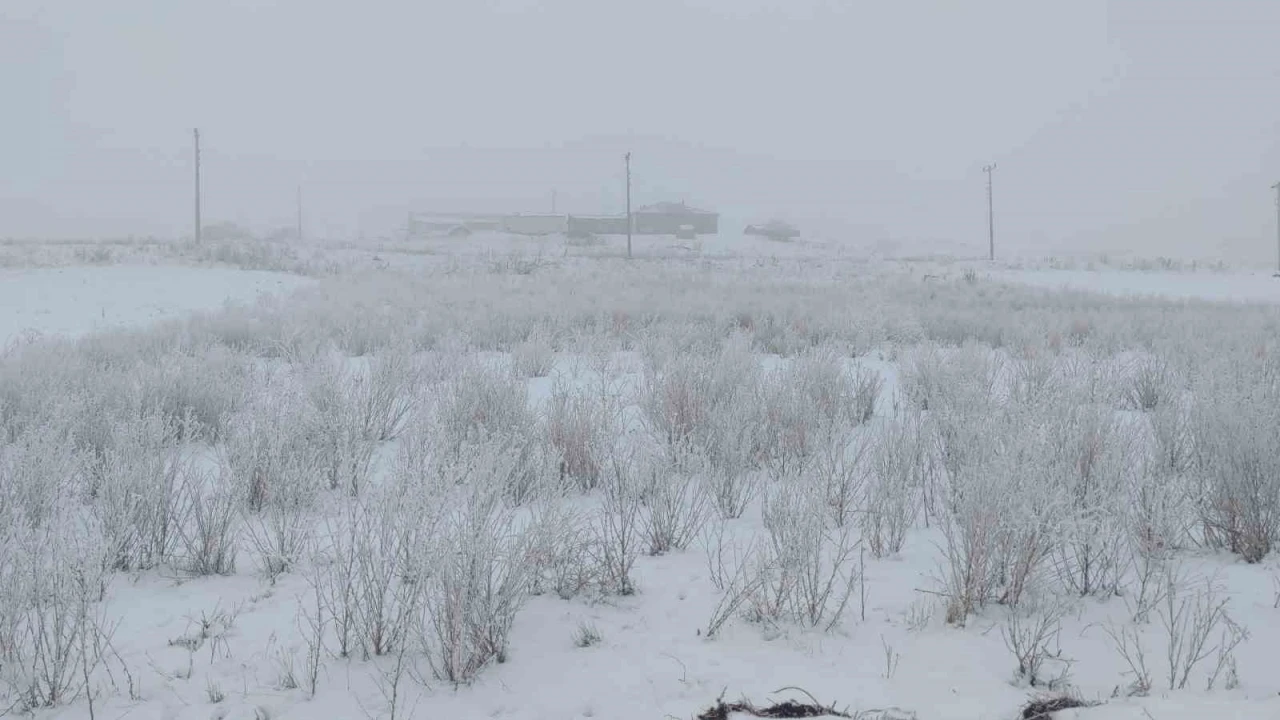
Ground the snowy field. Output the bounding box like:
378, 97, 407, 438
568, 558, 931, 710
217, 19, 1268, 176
0, 265, 310, 350
3, 236, 1280, 720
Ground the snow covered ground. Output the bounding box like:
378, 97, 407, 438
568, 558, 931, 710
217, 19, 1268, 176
3, 247, 1280, 720
0, 264, 310, 349
995, 267, 1280, 305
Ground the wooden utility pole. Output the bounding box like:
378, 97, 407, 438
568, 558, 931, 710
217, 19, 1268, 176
1272, 182, 1279, 277
194, 129, 202, 244
625, 152, 632, 258
983, 163, 997, 261
296, 185, 303, 242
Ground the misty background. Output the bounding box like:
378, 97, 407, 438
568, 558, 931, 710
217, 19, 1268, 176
2, 0, 1278, 260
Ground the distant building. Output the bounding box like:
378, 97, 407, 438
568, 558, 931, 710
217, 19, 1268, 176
745, 220, 800, 241
632, 201, 719, 235
501, 214, 568, 236
567, 215, 628, 236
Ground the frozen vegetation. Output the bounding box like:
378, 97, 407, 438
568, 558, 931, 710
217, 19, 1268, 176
2, 236, 1280, 719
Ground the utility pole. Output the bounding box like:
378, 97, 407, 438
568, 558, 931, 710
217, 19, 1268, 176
983, 163, 997, 262
1272, 182, 1279, 277
551, 188, 558, 214
296, 185, 303, 242
194, 129, 202, 244
625, 152, 632, 259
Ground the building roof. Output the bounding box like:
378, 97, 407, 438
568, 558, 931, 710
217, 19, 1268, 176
634, 201, 716, 216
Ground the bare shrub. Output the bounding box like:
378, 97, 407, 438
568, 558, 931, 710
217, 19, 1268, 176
851, 366, 884, 424
1006, 342, 1062, 407
747, 479, 862, 631
1149, 396, 1193, 476
420, 480, 531, 683
348, 491, 423, 661
137, 346, 250, 441
1122, 356, 1175, 412
512, 327, 556, 378
757, 347, 858, 479
524, 503, 601, 600
358, 343, 423, 441
1126, 468, 1187, 622
590, 456, 644, 596
640, 336, 759, 467
700, 522, 764, 638
862, 420, 924, 555
436, 361, 533, 459
222, 378, 323, 510
1047, 405, 1133, 597
544, 381, 612, 491
1192, 394, 1280, 563
175, 469, 239, 577
300, 357, 378, 497
1001, 598, 1069, 688
0, 514, 110, 713
1156, 572, 1243, 691
937, 457, 1007, 624
87, 409, 187, 572
639, 458, 711, 556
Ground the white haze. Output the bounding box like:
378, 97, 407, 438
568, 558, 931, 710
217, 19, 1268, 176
2, 0, 1279, 260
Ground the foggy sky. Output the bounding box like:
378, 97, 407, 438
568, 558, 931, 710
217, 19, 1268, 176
3, 0, 1278, 259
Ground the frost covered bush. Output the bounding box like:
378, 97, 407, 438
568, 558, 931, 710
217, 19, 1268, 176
747, 479, 862, 631
1122, 356, 1177, 412
1046, 404, 1135, 596
88, 409, 187, 572
863, 419, 926, 557
436, 360, 533, 459
1192, 392, 1280, 563
638, 456, 711, 556
175, 470, 239, 576
641, 335, 761, 468
544, 381, 612, 491
222, 376, 324, 509
757, 347, 858, 478
590, 455, 644, 596
511, 327, 556, 378
420, 477, 531, 682
299, 357, 378, 497
0, 514, 110, 713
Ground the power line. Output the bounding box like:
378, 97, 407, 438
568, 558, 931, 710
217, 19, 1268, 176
194, 129, 202, 244
983, 163, 996, 262
1272, 181, 1279, 277
625, 152, 632, 259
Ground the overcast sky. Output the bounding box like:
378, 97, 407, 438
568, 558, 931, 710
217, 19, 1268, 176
2, 0, 1278, 258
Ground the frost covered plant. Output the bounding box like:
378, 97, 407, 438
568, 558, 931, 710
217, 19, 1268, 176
1001, 597, 1069, 688
89, 409, 188, 572
590, 456, 644, 596
544, 381, 611, 491
511, 327, 556, 378
420, 480, 531, 683
640, 336, 759, 466
357, 342, 423, 442
747, 480, 862, 631
222, 376, 323, 509
0, 513, 111, 713
175, 470, 239, 577
862, 419, 925, 557
1192, 393, 1280, 563
639, 458, 711, 556
1122, 356, 1176, 412
1046, 404, 1133, 597
436, 360, 533, 459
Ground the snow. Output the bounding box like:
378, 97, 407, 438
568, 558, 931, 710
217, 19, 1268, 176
996, 267, 1280, 304
7, 253, 1280, 720
0, 264, 310, 350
